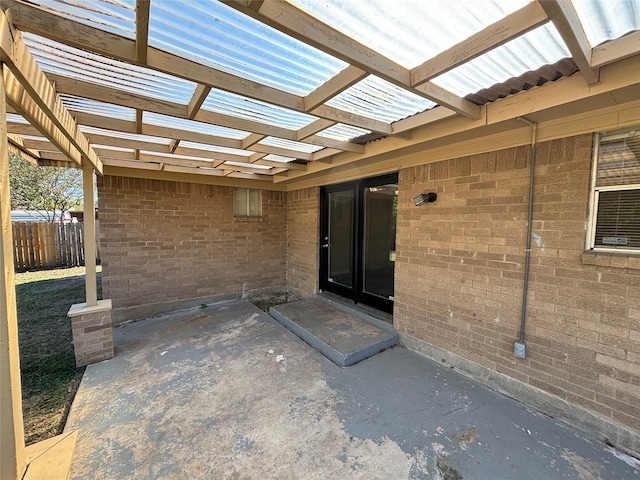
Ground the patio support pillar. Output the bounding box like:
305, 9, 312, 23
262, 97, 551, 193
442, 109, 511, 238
0, 62, 26, 480
83, 163, 97, 307
67, 164, 113, 367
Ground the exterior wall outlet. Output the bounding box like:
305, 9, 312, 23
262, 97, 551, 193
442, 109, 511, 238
514, 341, 527, 358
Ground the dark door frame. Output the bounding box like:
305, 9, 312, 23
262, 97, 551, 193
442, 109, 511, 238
319, 173, 398, 313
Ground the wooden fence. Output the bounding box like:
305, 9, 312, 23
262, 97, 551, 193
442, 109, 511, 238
12, 221, 101, 271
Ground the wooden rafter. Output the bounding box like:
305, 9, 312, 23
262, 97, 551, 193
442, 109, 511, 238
3, 69, 82, 165
135, 0, 150, 64
46, 73, 363, 154
228, 0, 481, 119
410, 2, 549, 86
0, 12, 102, 172
591, 30, 640, 68
304, 66, 368, 111
540, 0, 599, 85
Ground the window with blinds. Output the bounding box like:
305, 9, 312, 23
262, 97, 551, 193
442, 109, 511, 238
590, 128, 640, 251
234, 188, 262, 217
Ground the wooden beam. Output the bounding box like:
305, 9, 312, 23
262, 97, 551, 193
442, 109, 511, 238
0, 15, 102, 171
4, 69, 83, 165
7, 133, 41, 164
187, 84, 211, 119
310, 105, 392, 135
591, 30, 640, 68
540, 0, 599, 85
228, 0, 481, 119
241, 133, 265, 149
411, 2, 548, 86
254, 159, 306, 171
304, 66, 368, 111
0, 59, 26, 480
47, 73, 186, 118
68, 110, 320, 161
135, 0, 150, 63
297, 119, 335, 140
392, 106, 458, 134
305, 135, 364, 153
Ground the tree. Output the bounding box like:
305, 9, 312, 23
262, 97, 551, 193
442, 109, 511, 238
9, 153, 83, 222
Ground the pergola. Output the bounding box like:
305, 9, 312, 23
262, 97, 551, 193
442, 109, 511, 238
1, 0, 639, 478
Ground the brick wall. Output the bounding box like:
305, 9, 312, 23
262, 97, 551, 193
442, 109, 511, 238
286, 187, 319, 296
98, 176, 286, 314
395, 134, 640, 435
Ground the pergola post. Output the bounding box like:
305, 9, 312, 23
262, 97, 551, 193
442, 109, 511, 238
67, 164, 113, 368
83, 163, 97, 307
0, 63, 26, 480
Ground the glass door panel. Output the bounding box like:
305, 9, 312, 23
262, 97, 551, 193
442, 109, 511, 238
363, 184, 397, 300
328, 190, 355, 288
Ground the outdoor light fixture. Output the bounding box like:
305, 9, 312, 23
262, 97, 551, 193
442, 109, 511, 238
413, 192, 437, 206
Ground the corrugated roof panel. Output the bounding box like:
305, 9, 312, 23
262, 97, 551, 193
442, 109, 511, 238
140, 151, 218, 163
571, 0, 640, 47
23, 33, 197, 105
179, 141, 253, 157
143, 112, 248, 140
326, 76, 435, 123
258, 137, 323, 153
148, 1, 346, 96
432, 24, 570, 97
61, 95, 136, 121
6, 113, 29, 124
316, 124, 371, 141
263, 154, 298, 163
202, 89, 316, 130
289, 0, 529, 69
224, 161, 272, 170
80, 125, 171, 145
26, 0, 135, 39
93, 145, 135, 153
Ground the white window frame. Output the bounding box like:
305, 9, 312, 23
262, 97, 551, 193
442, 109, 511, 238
586, 127, 640, 253
233, 187, 262, 217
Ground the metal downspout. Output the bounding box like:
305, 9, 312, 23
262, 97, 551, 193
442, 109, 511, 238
515, 117, 537, 358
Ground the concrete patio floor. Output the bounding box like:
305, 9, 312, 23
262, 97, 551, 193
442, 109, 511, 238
65, 300, 640, 479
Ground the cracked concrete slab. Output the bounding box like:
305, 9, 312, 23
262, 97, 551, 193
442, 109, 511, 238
65, 300, 640, 479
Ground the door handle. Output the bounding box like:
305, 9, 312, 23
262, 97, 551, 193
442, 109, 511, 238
322, 243, 331, 248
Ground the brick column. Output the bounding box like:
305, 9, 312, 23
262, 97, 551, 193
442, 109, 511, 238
68, 300, 114, 367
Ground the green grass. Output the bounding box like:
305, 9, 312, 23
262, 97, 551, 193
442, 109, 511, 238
15, 266, 102, 445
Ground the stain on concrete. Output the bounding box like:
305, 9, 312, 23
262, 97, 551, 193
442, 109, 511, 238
562, 451, 604, 480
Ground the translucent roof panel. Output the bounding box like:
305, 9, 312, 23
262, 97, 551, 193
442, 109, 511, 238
289, 0, 529, 69
258, 137, 323, 154
143, 112, 248, 140
316, 124, 371, 142
202, 89, 317, 130
148, 1, 347, 96
326, 76, 435, 123
26, 0, 135, 39
433, 24, 570, 97
6, 114, 29, 124
263, 154, 298, 163
80, 126, 171, 145
224, 161, 272, 170
141, 151, 218, 163
179, 141, 253, 157
61, 95, 137, 121
571, 0, 640, 48
23, 33, 197, 105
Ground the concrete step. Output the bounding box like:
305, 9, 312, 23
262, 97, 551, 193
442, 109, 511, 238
269, 296, 398, 367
